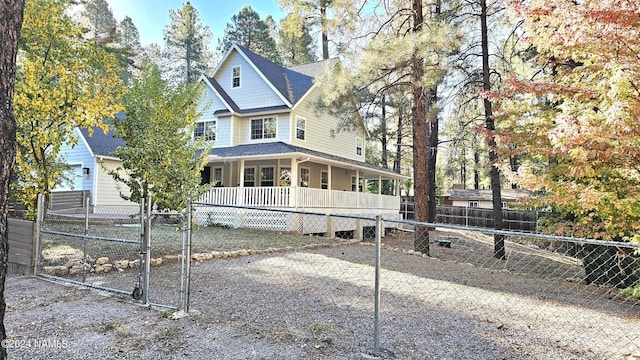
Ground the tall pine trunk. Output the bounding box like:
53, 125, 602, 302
0, 1, 26, 359
411, 0, 429, 255
480, 0, 505, 259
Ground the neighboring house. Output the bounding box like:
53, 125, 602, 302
54, 120, 134, 214
448, 188, 531, 209
56, 44, 406, 234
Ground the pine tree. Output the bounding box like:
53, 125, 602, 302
82, 0, 116, 42
164, 1, 213, 84
0, 1, 26, 358
279, 13, 316, 66
217, 6, 280, 64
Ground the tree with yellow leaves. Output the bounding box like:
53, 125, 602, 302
13, 0, 126, 218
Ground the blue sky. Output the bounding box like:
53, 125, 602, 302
106, 0, 286, 48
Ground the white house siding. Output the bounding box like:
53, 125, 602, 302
213, 116, 232, 147
53, 129, 95, 192
95, 159, 137, 213
215, 51, 287, 109
198, 86, 227, 118
290, 87, 366, 162
451, 199, 494, 209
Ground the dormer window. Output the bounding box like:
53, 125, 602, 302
232, 66, 241, 88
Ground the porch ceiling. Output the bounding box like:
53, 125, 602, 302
207, 141, 407, 180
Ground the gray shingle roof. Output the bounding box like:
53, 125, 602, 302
80, 123, 126, 157
235, 44, 314, 105
209, 141, 402, 177
288, 58, 339, 78
449, 189, 531, 201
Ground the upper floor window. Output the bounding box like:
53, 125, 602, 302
502, 201, 508, 209
356, 137, 363, 156
469, 200, 479, 208
296, 118, 306, 140
232, 66, 241, 88
251, 118, 276, 140
194, 120, 216, 141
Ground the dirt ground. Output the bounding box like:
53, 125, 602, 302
5, 229, 640, 359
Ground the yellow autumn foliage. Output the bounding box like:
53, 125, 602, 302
12, 0, 126, 218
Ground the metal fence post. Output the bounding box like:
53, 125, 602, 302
373, 214, 381, 352
34, 194, 44, 276
82, 196, 89, 283
143, 194, 152, 305
180, 199, 192, 313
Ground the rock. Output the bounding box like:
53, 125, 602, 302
102, 264, 113, 273
211, 251, 222, 259
42, 266, 56, 276
114, 260, 129, 271
94, 264, 103, 273
236, 249, 248, 257
129, 259, 140, 269
149, 258, 163, 266
68, 265, 83, 275
163, 255, 180, 264
54, 266, 68, 276
191, 253, 206, 262
96, 257, 110, 265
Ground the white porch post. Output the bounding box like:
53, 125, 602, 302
238, 159, 245, 206
356, 170, 360, 208
290, 156, 298, 207
328, 165, 333, 207
378, 175, 382, 209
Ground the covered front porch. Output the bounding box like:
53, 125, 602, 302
198, 142, 406, 214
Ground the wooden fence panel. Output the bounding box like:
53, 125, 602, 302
49, 190, 90, 212
8, 218, 36, 275
401, 203, 538, 232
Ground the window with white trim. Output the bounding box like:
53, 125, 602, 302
300, 168, 310, 187
244, 167, 256, 187
296, 118, 306, 140
351, 176, 363, 192
251, 118, 276, 140
469, 201, 479, 208
356, 137, 363, 156
502, 201, 508, 209
194, 120, 216, 141
213, 167, 223, 186
321, 171, 328, 190
260, 166, 275, 186
232, 66, 241, 88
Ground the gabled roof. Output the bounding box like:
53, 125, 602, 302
234, 44, 315, 106
449, 189, 531, 202
288, 58, 339, 78
79, 123, 126, 158
205, 76, 239, 113
208, 141, 405, 179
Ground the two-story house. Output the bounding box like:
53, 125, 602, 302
54, 44, 405, 234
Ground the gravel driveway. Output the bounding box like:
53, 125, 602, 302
5, 232, 640, 359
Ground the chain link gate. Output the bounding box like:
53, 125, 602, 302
133, 196, 192, 312
36, 194, 192, 313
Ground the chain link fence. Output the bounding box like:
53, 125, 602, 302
35, 195, 189, 311
187, 202, 639, 359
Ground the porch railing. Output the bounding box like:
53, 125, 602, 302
199, 187, 399, 210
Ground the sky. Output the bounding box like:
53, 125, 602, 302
106, 0, 286, 49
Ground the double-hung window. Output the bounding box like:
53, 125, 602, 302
244, 168, 256, 187
300, 168, 310, 187
194, 120, 216, 141
251, 118, 276, 140
321, 171, 328, 189
356, 137, 363, 156
296, 118, 306, 140
260, 167, 275, 186
232, 66, 241, 88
